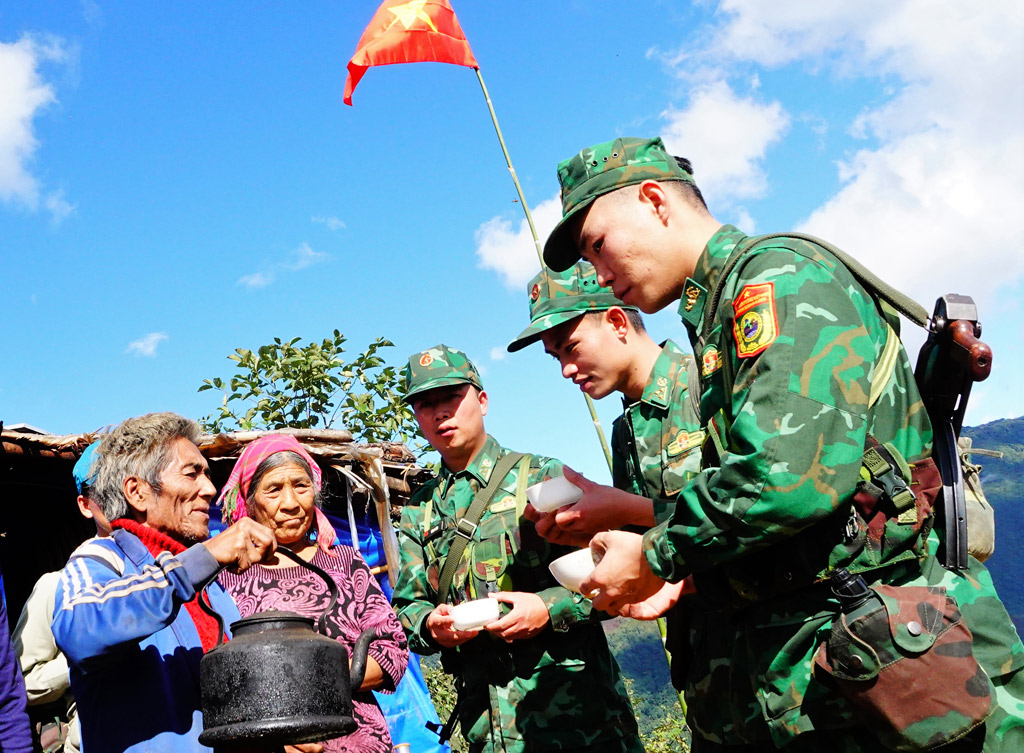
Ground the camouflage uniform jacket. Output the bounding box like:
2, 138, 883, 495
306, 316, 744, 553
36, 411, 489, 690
393, 435, 640, 753
641, 225, 1023, 748
611, 339, 703, 524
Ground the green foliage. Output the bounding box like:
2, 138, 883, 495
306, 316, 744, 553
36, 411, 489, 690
198, 331, 423, 450
420, 655, 468, 752
605, 617, 690, 751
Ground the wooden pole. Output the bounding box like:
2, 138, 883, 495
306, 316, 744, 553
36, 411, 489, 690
473, 67, 613, 474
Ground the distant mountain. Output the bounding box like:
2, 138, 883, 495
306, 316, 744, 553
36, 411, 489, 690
963, 417, 1024, 629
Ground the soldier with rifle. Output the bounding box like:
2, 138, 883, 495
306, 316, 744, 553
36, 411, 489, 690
539, 136, 1023, 752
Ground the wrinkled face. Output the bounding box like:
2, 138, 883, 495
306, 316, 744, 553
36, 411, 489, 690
540, 314, 629, 400
410, 383, 488, 469
573, 186, 681, 313
250, 461, 317, 546
145, 437, 216, 544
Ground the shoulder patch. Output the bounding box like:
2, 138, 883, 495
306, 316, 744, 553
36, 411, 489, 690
732, 282, 779, 358
701, 345, 722, 376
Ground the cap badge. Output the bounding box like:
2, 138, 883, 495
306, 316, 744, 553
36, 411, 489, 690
419, 354, 434, 367
530, 284, 540, 302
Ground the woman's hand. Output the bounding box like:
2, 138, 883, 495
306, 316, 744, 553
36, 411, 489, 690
425, 604, 480, 648
283, 745, 324, 753
484, 592, 550, 642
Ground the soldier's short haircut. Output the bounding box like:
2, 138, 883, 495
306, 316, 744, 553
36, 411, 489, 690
584, 308, 646, 333
670, 156, 709, 212
94, 412, 202, 522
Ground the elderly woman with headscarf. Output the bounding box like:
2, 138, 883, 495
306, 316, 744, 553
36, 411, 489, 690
217, 435, 408, 753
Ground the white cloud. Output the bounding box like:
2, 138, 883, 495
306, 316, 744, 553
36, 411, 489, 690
127, 332, 168, 357
660, 79, 789, 205
237, 242, 330, 290
287, 242, 330, 270
237, 271, 274, 289
475, 195, 562, 289
312, 215, 346, 231
659, 0, 1024, 303
489, 347, 507, 362
45, 189, 75, 223
0, 35, 70, 220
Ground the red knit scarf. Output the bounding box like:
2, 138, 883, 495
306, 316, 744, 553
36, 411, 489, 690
111, 519, 221, 652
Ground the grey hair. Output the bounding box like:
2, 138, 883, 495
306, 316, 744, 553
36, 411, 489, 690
93, 412, 202, 522
247, 450, 323, 509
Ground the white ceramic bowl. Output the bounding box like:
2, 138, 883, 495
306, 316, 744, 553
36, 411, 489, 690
525, 476, 584, 513
450, 598, 500, 631
548, 548, 599, 594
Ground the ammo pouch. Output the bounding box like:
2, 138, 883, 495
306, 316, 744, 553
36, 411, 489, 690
959, 437, 998, 562
813, 584, 993, 751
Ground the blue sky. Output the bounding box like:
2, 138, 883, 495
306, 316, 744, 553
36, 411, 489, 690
3, 1, 1022, 483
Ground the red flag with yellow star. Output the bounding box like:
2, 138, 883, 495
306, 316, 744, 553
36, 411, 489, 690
344, 0, 478, 105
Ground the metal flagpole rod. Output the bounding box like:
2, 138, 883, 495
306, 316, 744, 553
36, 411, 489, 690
473, 67, 614, 474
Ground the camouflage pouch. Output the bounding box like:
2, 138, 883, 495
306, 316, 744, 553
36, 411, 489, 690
813, 584, 993, 751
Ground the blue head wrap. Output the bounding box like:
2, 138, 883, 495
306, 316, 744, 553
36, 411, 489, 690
73, 441, 101, 495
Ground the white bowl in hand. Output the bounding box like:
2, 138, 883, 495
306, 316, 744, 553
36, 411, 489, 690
526, 475, 583, 513
450, 598, 500, 631
548, 548, 600, 594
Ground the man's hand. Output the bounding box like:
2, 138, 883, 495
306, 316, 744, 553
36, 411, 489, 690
202, 518, 276, 573
484, 592, 550, 642
425, 604, 480, 648
581, 530, 665, 615
525, 467, 654, 545
618, 578, 692, 620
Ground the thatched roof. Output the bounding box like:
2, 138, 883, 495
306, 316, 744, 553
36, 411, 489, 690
0, 427, 434, 614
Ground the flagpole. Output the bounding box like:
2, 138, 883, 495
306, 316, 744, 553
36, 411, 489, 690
473, 67, 614, 475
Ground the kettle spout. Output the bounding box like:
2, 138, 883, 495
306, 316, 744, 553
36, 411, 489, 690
349, 627, 382, 691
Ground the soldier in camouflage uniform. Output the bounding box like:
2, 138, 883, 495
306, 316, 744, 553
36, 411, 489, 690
538, 137, 1024, 751
507, 262, 703, 689
391, 344, 644, 753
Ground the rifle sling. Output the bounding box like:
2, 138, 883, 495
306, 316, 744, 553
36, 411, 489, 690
434, 451, 526, 606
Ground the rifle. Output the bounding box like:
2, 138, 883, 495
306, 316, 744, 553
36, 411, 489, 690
913, 294, 993, 571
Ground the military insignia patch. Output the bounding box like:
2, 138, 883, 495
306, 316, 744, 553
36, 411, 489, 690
732, 283, 778, 358
419, 353, 433, 367
666, 429, 704, 456
701, 345, 722, 376
530, 283, 540, 302
683, 285, 700, 312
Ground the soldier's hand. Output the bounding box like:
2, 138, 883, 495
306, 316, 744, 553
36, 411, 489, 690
529, 510, 594, 548
202, 518, 276, 573
425, 604, 480, 648
581, 530, 664, 615
618, 577, 695, 620
554, 468, 656, 532
484, 592, 549, 642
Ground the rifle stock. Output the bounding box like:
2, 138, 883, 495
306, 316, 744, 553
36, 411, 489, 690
913, 295, 992, 570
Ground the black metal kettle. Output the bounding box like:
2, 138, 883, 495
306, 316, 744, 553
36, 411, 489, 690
197, 547, 380, 747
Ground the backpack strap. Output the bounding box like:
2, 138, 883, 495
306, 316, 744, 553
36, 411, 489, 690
435, 451, 526, 606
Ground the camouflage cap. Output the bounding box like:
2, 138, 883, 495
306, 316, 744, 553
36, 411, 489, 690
542, 136, 694, 272
402, 344, 483, 402
506, 262, 638, 352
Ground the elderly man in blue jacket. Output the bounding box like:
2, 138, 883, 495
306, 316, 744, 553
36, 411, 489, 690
51, 413, 276, 753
